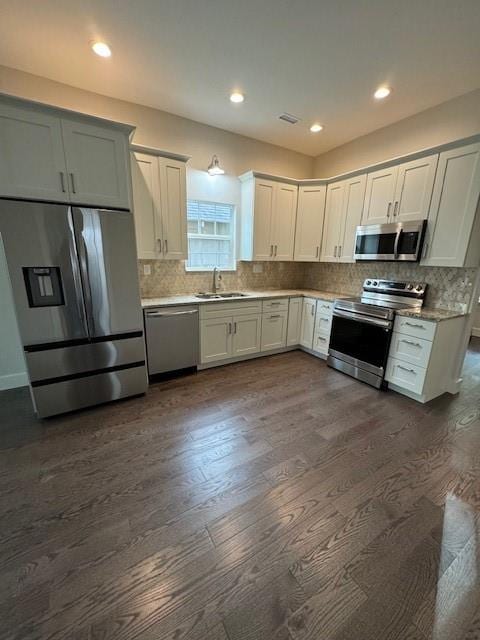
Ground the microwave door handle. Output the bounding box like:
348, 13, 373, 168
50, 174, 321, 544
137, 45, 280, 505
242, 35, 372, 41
393, 229, 402, 259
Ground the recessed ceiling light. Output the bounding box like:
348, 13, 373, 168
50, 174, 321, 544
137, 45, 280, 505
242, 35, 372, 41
92, 42, 112, 58
230, 92, 244, 103
310, 123, 323, 133
374, 86, 391, 100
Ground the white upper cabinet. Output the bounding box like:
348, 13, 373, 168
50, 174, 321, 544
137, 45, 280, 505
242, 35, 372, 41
240, 175, 298, 261
0, 103, 69, 202
422, 142, 480, 268
393, 155, 438, 222
159, 158, 188, 260
321, 174, 366, 263
131, 152, 161, 259
294, 184, 326, 261
0, 98, 132, 209
131, 151, 188, 261
61, 119, 130, 209
362, 155, 438, 226
321, 181, 344, 261
362, 166, 397, 225
272, 183, 298, 260
338, 174, 366, 262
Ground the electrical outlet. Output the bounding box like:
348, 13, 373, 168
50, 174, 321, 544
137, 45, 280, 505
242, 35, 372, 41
253, 263, 263, 273
143, 264, 151, 276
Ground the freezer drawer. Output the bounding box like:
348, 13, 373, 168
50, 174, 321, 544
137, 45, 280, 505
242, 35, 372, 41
145, 305, 199, 375
32, 365, 148, 418
25, 335, 145, 383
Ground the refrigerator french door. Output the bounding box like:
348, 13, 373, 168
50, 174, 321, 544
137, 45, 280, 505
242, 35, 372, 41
0, 199, 147, 417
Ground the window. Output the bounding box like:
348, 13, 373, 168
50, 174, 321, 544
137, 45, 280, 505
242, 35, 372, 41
186, 200, 236, 270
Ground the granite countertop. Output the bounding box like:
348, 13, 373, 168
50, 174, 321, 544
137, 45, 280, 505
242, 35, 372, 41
141, 289, 349, 308
395, 307, 468, 322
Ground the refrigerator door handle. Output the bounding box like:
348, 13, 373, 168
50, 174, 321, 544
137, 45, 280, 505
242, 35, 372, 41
67, 208, 90, 336
71, 209, 95, 336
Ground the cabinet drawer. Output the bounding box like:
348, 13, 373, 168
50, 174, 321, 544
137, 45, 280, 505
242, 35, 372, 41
316, 300, 333, 314
386, 357, 427, 394
394, 316, 436, 341
200, 300, 262, 319
389, 332, 433, 368
315, 312, 332, 335
313, 332, 330, 355
262, 298, 289, 312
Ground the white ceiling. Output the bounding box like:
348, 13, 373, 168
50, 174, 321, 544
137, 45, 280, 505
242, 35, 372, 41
1, 0, 480, 157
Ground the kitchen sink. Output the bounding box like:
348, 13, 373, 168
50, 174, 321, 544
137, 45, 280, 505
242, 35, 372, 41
195, 292, 248, 299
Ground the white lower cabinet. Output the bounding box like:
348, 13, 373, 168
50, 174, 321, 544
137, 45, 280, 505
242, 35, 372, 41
200, 317, 232, 363
312, 300, 333, 357
261, 311, 288, 351
386, 314, 466, 402
233, 314, 262, 356
299, 298, 316, 349
286, 297, 303, 346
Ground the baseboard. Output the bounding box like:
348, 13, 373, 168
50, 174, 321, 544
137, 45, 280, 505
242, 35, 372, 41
472, 328, 480, 337
0, 371, 29, 391
198, 345, 298, 370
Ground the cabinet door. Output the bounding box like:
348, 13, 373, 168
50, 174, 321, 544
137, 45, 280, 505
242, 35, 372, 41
131, 153, 162, 259
261, 311, 288, 351
286, 297, 303, 346
200, 317, 232, 363
0, 103, 68, 202
422, 143, 480, 267
393, 155, 438, 222
320, 181, 344, 261
294, 185, 326, 261
299, 298, 316, 349
159, 158, 187, 260
253, 179, 275, 260
338, 174, 366, 262
232, 314, 261, 356
362, 166, 397, 224
61, 118, 130, 209
273, 183, 298, 260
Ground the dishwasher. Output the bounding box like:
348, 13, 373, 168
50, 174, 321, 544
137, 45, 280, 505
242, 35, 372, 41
144, 305, 199, 375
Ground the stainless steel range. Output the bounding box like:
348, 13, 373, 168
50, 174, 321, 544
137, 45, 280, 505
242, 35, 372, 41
328, 279, 427, 389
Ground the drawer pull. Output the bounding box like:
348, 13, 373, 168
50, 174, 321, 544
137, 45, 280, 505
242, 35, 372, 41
404, 321, 425, 329
269, 314, 281, 319
398, 364, 417, 374
270, 302, 281, 306
317, 336, 326, 342
322, 304, 330, 309
400, 339, 422, 348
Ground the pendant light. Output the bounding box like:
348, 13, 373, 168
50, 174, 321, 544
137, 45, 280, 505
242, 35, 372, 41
207, 155, 225, 176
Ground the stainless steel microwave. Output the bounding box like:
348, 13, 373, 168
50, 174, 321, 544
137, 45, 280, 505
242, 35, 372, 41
354, 220, 427, 262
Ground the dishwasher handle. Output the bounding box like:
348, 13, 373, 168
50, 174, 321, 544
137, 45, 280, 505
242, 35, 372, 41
146, 309, 198, 318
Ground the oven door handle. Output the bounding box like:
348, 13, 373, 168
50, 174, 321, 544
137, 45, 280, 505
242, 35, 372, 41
393, 229, 402, 259
333, 309, 392, 329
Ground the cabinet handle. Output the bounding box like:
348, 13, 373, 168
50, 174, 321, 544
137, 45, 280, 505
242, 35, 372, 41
59, 172, 66, 193
311, 306, 315, 316
315, 245, 319, 258
274, 245, 278, 257
270, 245, 274, 257
164, 239, 168, 254
404, 322, 425, 329
422, 241, 429, 259
317, 336, 327, 342
393, 201, 399, 218
398, 364, 416, 374
70, 173, 76, 194
386, 202, 392, 218
401, 339, 422, 347
233, 321, 237, 333
334, 246, 337, 257
269, 314, 282, 319
338, 245, 342, 258
157, 239, 163, 253
228, 322, 232, 334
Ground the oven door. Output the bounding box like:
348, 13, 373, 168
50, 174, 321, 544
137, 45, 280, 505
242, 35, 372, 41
329, 309, 393, 376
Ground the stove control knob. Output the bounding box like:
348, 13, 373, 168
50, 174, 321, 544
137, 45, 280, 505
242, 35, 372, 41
366, 280, 372, 286
407, 283, 413, 290
373, 280, 378, 286
416, 285, 423, 291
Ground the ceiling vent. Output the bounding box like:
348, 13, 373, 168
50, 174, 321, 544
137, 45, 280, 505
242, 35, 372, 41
278, 112, 300, 125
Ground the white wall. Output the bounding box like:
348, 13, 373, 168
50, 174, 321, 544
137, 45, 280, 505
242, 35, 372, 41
0, 240, 28, 389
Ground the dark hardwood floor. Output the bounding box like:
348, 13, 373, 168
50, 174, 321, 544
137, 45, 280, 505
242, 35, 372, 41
2, 339, 480, 640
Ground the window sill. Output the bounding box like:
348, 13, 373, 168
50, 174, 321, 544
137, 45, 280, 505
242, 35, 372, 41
185, 267, 237, 273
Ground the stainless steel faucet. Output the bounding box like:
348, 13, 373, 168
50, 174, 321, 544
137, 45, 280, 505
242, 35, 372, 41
212, 267, 221, 293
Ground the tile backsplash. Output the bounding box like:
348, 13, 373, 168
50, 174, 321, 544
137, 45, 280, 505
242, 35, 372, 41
139, 260, 306, 298
303, 262, 478, 311
139, 259, 478, 312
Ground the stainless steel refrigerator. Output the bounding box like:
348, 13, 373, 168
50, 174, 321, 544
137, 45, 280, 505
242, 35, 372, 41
0, 199, 148, 418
